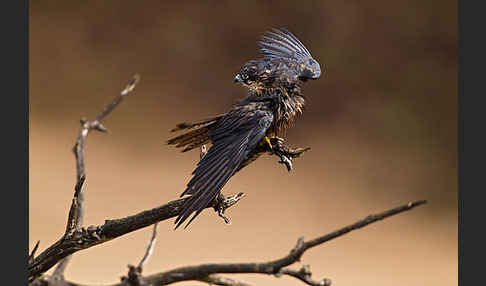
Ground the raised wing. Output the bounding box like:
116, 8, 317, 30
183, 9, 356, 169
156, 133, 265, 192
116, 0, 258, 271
258, 28, 313, 62
175, 104, 274, 229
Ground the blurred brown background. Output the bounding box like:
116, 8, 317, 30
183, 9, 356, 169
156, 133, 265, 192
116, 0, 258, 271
29, 1, 457, 285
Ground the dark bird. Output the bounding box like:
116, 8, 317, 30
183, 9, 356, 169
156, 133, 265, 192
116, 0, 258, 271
168, 28, 322, 229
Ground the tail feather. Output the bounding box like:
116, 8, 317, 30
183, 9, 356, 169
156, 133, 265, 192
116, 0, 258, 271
171, 127, 208, 146
168, 127, 211, 152
168, 116, 221, 152
170, 116, 221, 132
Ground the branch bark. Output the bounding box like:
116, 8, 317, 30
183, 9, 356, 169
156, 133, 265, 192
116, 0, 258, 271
28, 191, 246, 282
31, 200, 426, 286
137, 200, 427, 286
30, 74, 141, 282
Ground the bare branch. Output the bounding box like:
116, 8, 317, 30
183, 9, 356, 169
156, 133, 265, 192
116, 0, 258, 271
137, 200, 427, 285
138, 223, 159, 271
121, 222, 159, 286
129, 200, 426, 286
121, 265, 148, 286
95, 74, 140, 122
30, 200, 426, 286
28, 193, 244, 282
198, 274, 253, 286
63, 176, 86, 237
29, 241, 40, 265
279, 265, 331, 286
302, 200, 426, 250
45, 75, 141, 280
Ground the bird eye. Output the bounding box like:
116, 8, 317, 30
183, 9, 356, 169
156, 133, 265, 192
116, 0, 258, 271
241, 74, 249, 80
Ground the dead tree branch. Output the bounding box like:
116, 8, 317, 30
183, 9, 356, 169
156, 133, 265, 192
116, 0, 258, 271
120, 223, 160, 286
29, 240, 40, 265
138, 223, 159, 271
198, 274, 253, 286
279, 265, 332, 286
52, 74, 141, 277
133, 200, 427, 286
30, 75, 141, 282
31, 200, 426, 286
28, 191, 245, 282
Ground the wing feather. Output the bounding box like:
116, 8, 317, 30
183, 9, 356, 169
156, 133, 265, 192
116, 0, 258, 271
258, 28, 313, 62
272, 28, 311, 56
175, 106, 273, 229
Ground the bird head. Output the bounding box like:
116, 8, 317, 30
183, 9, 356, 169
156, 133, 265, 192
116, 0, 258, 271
298, 58, 322, 81
258, 28, 323, 83
234, 61, 261, 87
235, 28, 323, 91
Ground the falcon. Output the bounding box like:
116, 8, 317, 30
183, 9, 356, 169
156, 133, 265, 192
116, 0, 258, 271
168, 28, 322, 229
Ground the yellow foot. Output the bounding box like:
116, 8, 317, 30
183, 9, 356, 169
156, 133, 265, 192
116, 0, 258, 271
264, 136, 285, 150
270, 136, 285, 144
264, 136, 273, 150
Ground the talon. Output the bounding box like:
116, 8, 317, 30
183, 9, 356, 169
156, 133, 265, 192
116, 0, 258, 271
279, 155, 293, 172
218, 210, 232, 225
291, 147, 311, 157
274, 136, 285, 144
269, 136, 285, 146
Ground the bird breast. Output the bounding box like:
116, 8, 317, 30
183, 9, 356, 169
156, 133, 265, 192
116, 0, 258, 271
273, 93, 305, 136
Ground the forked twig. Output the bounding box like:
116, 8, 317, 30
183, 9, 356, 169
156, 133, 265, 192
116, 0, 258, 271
29, 241, 40, 265
138, 223, 159, 271
279, 265, 332, 286
198, 274, 253, 286
124, 223, 159, 286
34, 74, 141, 282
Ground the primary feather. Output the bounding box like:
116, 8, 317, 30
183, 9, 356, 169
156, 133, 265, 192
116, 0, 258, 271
174, 105, 273, 229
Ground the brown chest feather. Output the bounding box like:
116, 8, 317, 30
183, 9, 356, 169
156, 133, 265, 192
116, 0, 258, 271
273, 94, 305, 136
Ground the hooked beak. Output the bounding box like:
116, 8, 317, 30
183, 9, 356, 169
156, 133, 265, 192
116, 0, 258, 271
300, 68, 321, 81
234, 74, 243, 83
310, 62, 322, 80
308, 59, 323, 80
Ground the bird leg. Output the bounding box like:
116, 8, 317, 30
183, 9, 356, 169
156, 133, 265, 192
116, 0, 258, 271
268, 137, 311, 172
212, 192, 246, 225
